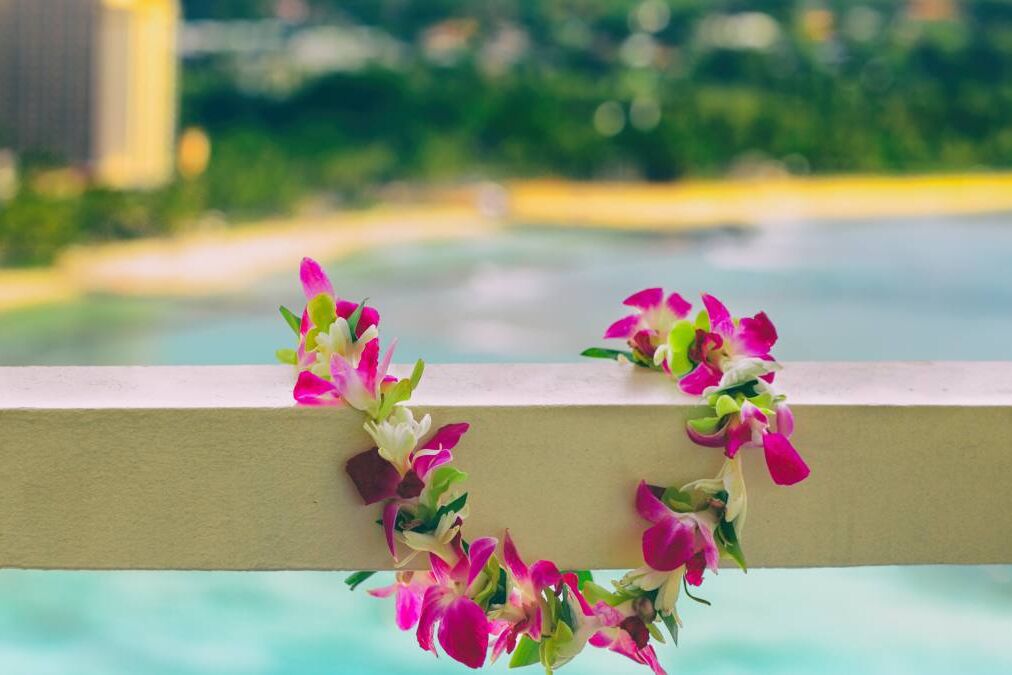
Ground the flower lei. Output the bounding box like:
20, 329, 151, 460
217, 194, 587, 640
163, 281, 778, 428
278, 259, 810, 673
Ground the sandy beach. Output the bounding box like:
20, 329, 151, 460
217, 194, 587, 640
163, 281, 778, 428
2, 172, 1011, 313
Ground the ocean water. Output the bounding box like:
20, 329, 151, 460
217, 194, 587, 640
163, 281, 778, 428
2, 214, 1011, 673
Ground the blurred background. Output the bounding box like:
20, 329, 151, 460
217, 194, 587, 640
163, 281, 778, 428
1, 0, 1011, 673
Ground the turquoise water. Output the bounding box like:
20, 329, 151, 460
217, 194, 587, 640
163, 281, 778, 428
2, 214, 1012, 673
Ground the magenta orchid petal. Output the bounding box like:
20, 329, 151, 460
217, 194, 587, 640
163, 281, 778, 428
642, 516, 696, 571
417, 585, 451, 655
635, 481, 671, 524
592, 628, 668, 675
299, 257, 334, 299
293, 370, 336, 404
429, 552, 453, 586
329, 353, 358, 399
394, 585, 423, 631
529, 604, 544, 641
382, 501, 400, 559
357, 338, 380, 392
604, 314, 640, 339
367, 583, 397, 599
299, 307, 311, 337
336, 299, 381, 337
639, 645, 668, 675
696, 518, 720, 570
623, 287, 664, 310
345, 448, 401, 505
678, 362, 722, 395
685, 552, 706, 586
737, 311, 778, 356
412, 448, 452, 481
739, 400, 769, 426
593, 601, 624, 627
775, 402, 795, 437
561, 573, 596, 617
377, 337, 397, 388
491, 629, 511, 662
665, 292, 692, 318
529, 560, 561, 591
502, 530, 529, 581
422, 423, 470, 451
466, 537, 498, 587
438, 596, 489, 669
701, 293, 734, 337
724, 418, 753, 459
631, 330, 657, 358
763, 432, 811, 486
686, 421, 728, 447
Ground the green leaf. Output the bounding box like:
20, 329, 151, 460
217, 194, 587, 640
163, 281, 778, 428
279, 305, 301, 335
346, 298, 368, 340
409, 359, 425, 390
714, 394, 741, 418
660, 611, 679, 646
553, 619, 574, 645
344, 570, 375, 591
307, 293, 337, 334
509, 635, 541, 668
718, 379, 762, 399
716, 517, 748, 571
488, 566, 508, 607
376, 379, 414, 421
434, 492, 468, 521
646, 620, 665, 644
274, 348, 297, 365
472, 556, 503, 608
580, 347, 633, 361
423, 466, 468, 510
682, 575, 712, 606
581, 581, 633, 607
661, 486, 697, 513
687, 416, 723, 435
665, 320, 696, 376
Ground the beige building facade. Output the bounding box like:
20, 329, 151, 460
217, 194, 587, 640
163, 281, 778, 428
0, 0, 178, 189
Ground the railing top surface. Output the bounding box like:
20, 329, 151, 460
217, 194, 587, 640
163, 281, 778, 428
1, 361, 1010, 410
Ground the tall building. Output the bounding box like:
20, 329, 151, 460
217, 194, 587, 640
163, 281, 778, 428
0, 0, 178, 189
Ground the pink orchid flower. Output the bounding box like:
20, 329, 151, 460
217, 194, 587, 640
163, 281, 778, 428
345, 421, 469, 507
344, 421, 470, 559
368, 570, 437, 631
678, 294, 778, 395
557, 575, 667, 675
588, 620, 666, 675
292, 337, 397, 413
417, 537, 498, 669
297, 257, 380, 351
604, 288, 692, 362
636, 481, 719, 576
489, 530, 562, 662
687, 400, 809, 486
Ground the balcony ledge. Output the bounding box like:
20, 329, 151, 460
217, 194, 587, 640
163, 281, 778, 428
1, 362, 1010, 571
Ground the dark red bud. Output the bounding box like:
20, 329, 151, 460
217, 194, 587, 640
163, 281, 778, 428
396, 470, 425, 499
619, 616, 650, 650
345, 448, 400, 505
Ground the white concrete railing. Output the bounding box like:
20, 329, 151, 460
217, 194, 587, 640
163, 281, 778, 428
1, 363, 1010, 571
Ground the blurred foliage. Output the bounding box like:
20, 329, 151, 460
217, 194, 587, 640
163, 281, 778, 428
2, 0, 1011, 265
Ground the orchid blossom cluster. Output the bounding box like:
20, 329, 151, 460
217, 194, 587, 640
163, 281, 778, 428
278, 261, 809, 674
582, 287, 811, 645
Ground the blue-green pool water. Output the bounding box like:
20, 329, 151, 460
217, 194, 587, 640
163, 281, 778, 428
2, 214, 1011, 673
